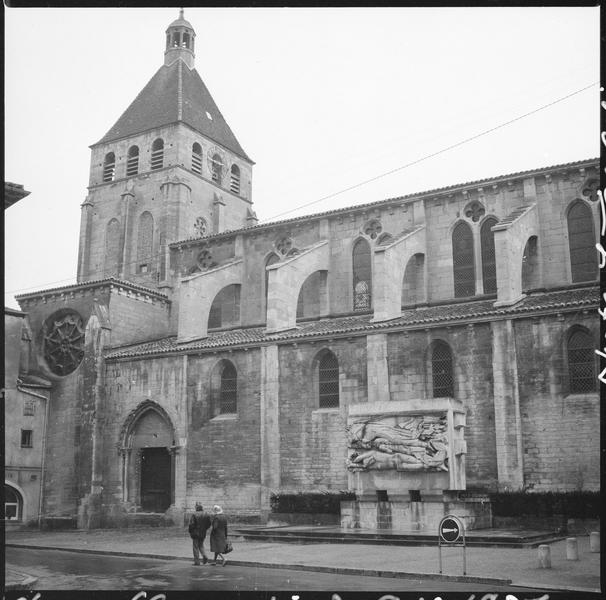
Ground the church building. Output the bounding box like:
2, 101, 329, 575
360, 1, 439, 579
10, 12, 600, 528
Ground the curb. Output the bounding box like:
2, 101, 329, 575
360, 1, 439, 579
6, 542, 511, 586
5, 569, 38, 591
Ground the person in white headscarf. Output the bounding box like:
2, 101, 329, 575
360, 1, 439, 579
210, 504, 228, 566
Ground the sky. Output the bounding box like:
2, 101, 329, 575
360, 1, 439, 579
4, 6, 600, 309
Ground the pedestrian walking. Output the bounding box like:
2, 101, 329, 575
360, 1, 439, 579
188, 502, 211, 565
210, 504, 229, 566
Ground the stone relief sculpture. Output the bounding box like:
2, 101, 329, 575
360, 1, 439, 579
346, 415, 449, 472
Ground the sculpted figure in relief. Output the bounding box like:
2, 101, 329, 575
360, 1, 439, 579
346, 415, 449, 472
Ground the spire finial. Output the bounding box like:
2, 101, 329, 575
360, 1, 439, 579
179, 7, 184, 19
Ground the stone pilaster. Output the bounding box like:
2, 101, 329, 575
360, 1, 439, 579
260, 344, 280, 519
366, 334, 390, 403
490, 319, 524, 489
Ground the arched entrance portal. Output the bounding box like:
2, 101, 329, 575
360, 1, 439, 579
4, 484, 23, 521
120, 402, 176, 513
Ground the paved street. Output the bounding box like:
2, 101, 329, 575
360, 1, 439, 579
7, 547, 544, 592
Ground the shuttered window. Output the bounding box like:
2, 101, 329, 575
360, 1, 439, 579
353, 239, 372, 310
567, 200, 597, 283
480, 218, 498, 294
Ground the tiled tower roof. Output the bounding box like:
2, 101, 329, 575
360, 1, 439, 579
93, 60, 251, 162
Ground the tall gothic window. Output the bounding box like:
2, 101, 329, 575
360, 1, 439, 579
104, 218, 121, 276
318, 351, 339, 408
137, 212, 154, 274
103, 152, 116, 182
126, 146, 139, 177
452, 221, 475, 298
230, 164, 241, 194
353, 239, 372, 311
521, 236, 540, 291
432, 341, 454, 398
220, 361, 237, 414
191, 143, 202, 174
151, 138, 164, 170
567, 200, 597, 283
567, 328, 596, 393
480, 217, 498, 294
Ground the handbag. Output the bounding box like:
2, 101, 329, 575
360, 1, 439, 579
224, 541, 233, 554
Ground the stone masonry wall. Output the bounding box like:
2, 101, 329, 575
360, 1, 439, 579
514, 312, 600, 491
387, 324, 498, 490
278, 339, 367, 491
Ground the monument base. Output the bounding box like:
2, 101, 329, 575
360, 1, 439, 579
341, 490, 492, 532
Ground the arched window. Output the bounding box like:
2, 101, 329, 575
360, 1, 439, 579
126, 146, 139, 177
4, 484, 23, 521
567, 328, 596, 393
452, 222, 475, 298
104, 218, 121, 276
137, 212, 154, 274
567, 200, 597, 283
220, 361, 237, 414
297, 271, 327, 320
211, 153, 223, 184
151, 138, 164, 170
230, 164, 241, 194
521, 236, 540, 291
265, 254, 280, 312
480, 217, 498, 294
402, 253, 425, 306
318, 351, 339, 408
353, 239, 372, 311
431, 341, 454, 398
191, 143, 202, 174
208, 284, 241, 330
103, 152, 116, 182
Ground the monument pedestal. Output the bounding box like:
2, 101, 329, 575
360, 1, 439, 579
341, 398, 492, 532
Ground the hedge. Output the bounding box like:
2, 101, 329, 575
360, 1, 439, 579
489, 491, 601, 519
270, 491, 356, 514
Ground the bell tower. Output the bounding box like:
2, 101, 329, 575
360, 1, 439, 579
77, 9, 256, 289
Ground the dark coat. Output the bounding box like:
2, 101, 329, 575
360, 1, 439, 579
188, 511, 211, 539
210, 513, 228, 553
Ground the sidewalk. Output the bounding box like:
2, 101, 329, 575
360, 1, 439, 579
5, 526, 601, 592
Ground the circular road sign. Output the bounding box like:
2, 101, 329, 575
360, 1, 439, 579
439, 515, 463, 543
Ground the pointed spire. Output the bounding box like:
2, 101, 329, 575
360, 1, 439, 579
165, 8, 196, 69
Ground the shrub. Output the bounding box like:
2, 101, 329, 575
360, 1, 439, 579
270, 491, 356, 514
489, 491, 600, 519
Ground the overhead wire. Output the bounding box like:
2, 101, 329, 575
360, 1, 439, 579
4, 81, 598, 298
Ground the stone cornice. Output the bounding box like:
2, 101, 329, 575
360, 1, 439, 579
15, 277, 171, 305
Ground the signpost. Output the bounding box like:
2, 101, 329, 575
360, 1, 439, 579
438, 514, 466, 575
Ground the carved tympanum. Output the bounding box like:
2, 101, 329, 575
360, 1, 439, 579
346, 415, 448, 472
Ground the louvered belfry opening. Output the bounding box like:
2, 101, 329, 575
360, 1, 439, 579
567, 329, 596, 393
211, 154, 223, 184
452, 221, 475, 297
230, 164, 241, 194
126, 146, 139, 177
191, 143, 202, 174
220, 362, 237, 414
567, 200, 597, 283
151, 138, 164, 170
353, 238, 372, 311
103, 152, 116, 182
319, 351, 339, 408
480, 217, 498, 294
432, 341, 454, 398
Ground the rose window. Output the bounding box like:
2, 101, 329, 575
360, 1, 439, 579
582, 178, 599, 203
196, 249, 216, 270
194, 217, 208, 237
43, 310, 85, 376
275, 237, 293, 256
464, 201, 486, 222
363, 219, 382, 239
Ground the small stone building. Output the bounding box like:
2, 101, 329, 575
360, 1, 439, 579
12, 12, 600, 527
